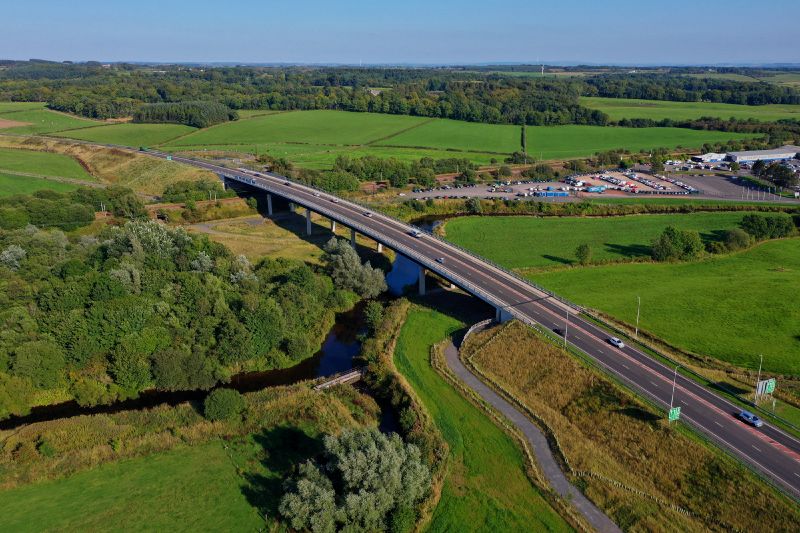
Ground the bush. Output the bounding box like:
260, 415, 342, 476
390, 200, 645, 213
203, 388, 245, 421
651, 226, 703, 262
724, 228, 753, 251
575, 243, 592, 265
740, 213, 795, 240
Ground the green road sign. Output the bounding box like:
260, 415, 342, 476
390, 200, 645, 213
765, 378, 776, 394
166, 155, 173, 161
668, 406, 681, 422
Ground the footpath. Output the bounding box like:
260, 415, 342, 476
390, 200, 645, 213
444, 336, 621, 533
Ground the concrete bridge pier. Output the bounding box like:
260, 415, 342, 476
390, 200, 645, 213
306, 208, 312, 235
266, 194, 273, 216
350, 228, 356, 246
495, 307, 513, 323
330, 219, 337, 232
377, 242, 383, 253
289, 202, 294, 212
418, 265, 426, 296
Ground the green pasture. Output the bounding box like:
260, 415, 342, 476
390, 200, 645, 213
0, 171, 79, 197
581, 97, 800, 122
54, 123, 195, 147
0, 148, 93, 180
0, 108, 98, 135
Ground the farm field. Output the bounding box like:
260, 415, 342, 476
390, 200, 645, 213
377, 120, 754, 159
0, 171, 79, 196
393, 307, 570, 532
581, 96, 800, 122
444, 212, 751, 270
532, 238, 800, 375
0, 148, 94, 181
53, 123, 195, 147
0, 442, 264, 532
165, 110, 431, 147
0, 104, 98, 134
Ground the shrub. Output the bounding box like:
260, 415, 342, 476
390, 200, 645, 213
575, 243, 592, 265
203, 388, 245, 421
724, 228, 753, 251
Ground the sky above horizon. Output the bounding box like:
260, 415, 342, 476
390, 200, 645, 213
2, 0, 797, 65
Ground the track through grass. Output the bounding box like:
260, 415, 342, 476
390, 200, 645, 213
394, 307, 571, 532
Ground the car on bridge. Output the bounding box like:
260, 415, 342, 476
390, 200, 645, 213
363, 212, 373, 217
436, 257, 445, 264
410, 230, 423, 238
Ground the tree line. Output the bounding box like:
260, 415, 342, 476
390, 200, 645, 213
0, 220, 378, 419
132, 101, 238, 128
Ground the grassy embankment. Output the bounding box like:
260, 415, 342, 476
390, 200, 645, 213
581, 97, 800, 122
393, 306, 571, 532
444, 214, 800, 376
0, 384, 379, 531
462, 321, 800, 532
0, 136, 214, 195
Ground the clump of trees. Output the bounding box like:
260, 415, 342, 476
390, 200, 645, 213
161, 179, 235, 203
133, 101, 238, 128
279, 428, 431, 533
322, 238, 387, 298
0, 221, 352, 419
203, 388, 245, 421
651, 226, 703, 261
740, 213, 795, 240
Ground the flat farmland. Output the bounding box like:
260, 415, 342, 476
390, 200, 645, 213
165, 110, 431, 147
0, 171, 79, 196
0, 148, 94, 180
54, 123, 195, 147
0, 102, 49, 113
533, 238, 800, 375
378, 120, 754, 159
444, 212, 749, 270
581, 97, 800, 122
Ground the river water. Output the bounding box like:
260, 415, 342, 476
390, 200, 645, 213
1, 254, 418, 431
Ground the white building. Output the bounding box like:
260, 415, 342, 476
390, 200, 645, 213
726, 145, 800, 163
691, 153, 727, 163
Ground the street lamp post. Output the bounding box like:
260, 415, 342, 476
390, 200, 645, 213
756, 353, 763, 403
564, 309, 569, 348
635, 296, 641, 340
669, 365, 679, 423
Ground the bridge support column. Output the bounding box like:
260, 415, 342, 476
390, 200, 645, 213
350, 228, 356, 246
418, 265, 426, 296
495, 307, 512, 323
266, 194, 273, 216
330, 220, 336, 232
377, 242, 383, 253
306, 208, 313, 235
289, 202, 294, 212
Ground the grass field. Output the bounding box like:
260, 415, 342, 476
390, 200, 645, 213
53, 123, 196, 147
0, 106, 97, 134
0, 102, 49, 113
378, 120, 754, 159
465, 321, 800, 531
0, 442, 264, 532
393, 307, 570, 532
0, 171, 79, 196
533, 239, 800, 375
166, 110, 430, 147
444, 212, 750, 270
0, 147, 94, 181
581, 97, 800, 122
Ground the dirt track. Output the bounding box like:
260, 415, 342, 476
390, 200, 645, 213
0, 118, 29, 130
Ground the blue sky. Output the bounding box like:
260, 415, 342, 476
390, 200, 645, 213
2, 0, 797, 65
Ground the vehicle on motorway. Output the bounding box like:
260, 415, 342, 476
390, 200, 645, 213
284, 181, 291, 185
553, 327, 565, 336
410, 230, 423, 238
363, 212, 373, 217
436, 257, 445, 264
738, 410, 764, 428
608, 337, 625, 349
314, 192, 321, 197
331, 198, 339, 203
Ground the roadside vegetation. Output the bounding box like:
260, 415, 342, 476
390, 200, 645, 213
392, 305, 571, 531
462, 321, 800, 531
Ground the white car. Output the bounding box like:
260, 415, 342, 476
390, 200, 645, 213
608, 337, 625, 349
314, 192, 321, 197
363, 212, 373, 218
410, 230, 423, 238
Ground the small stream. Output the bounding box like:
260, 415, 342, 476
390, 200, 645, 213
1, 255, 418, 432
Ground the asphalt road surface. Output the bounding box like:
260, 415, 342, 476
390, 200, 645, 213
151, 150, 800, 500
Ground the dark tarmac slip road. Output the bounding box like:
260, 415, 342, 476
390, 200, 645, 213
150, 150, 800, 501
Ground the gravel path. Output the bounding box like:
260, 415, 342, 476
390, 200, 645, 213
444, 337, 621, 533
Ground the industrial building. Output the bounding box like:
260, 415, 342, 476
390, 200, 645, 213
726, 145, 800, 163
691, 152, 726, 163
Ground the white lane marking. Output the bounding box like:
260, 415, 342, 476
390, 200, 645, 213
649, 381, 659, 387
597, 350, 604, 354
714, 421, 723, 427
752, 445, 762, 452
680, 400, 688, 405
795, 472, 800, 478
